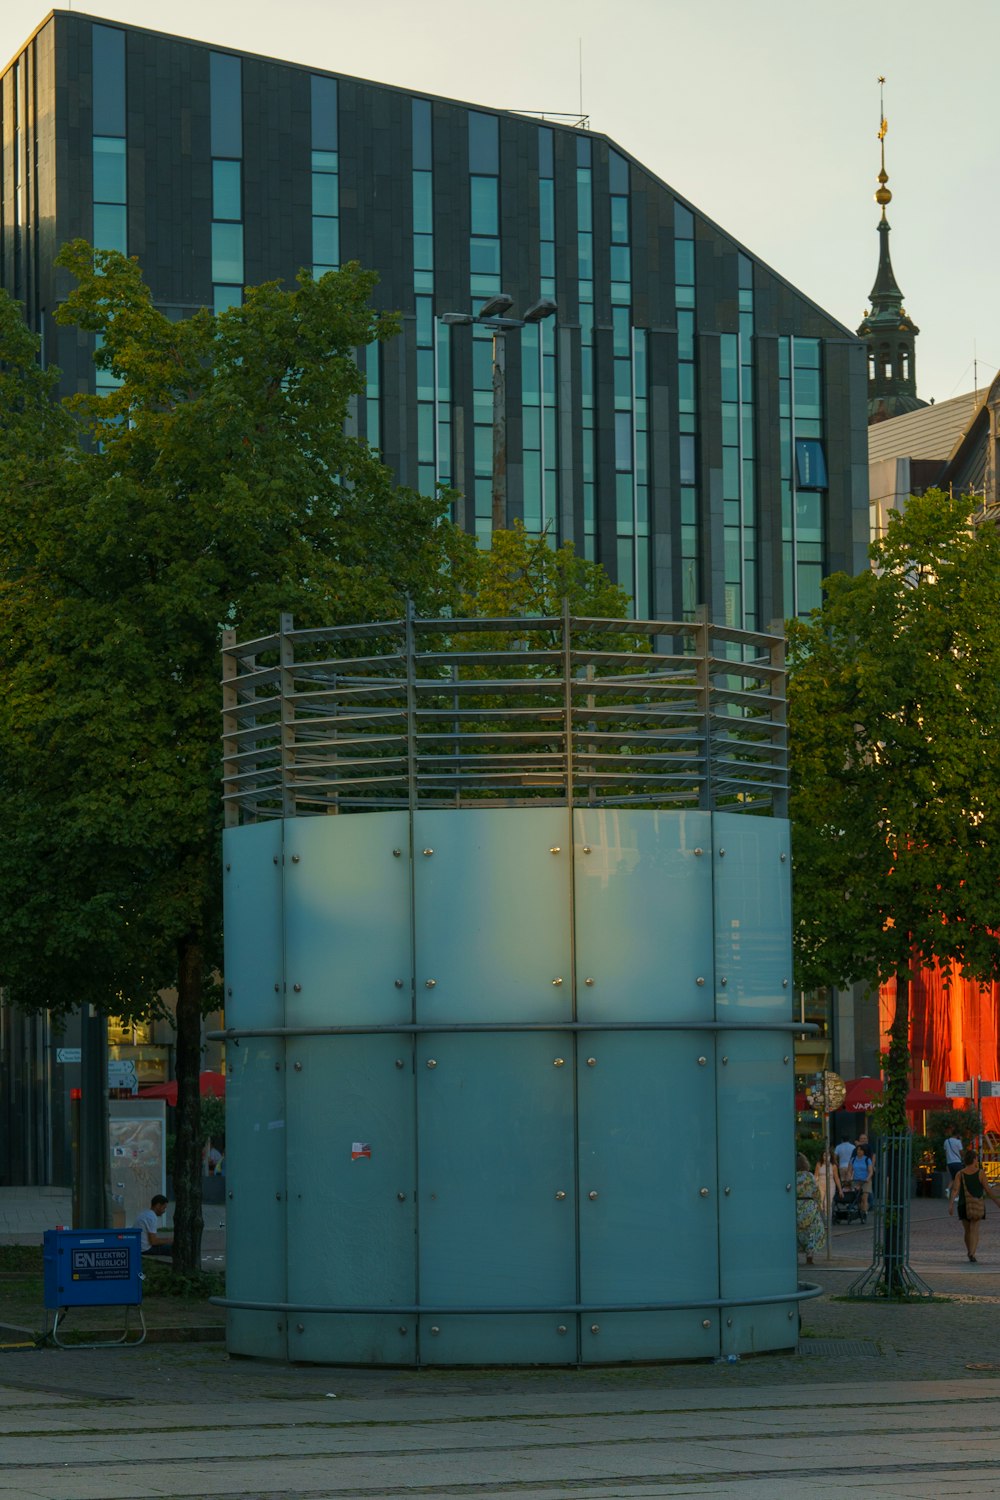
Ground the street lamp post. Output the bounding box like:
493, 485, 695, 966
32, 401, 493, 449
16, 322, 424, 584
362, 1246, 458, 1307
442, 294, 556, 534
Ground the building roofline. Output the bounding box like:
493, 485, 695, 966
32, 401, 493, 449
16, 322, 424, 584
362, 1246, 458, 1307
938, 372, 1000, 481
2, 7, 57, 76
7, 8, 857, 341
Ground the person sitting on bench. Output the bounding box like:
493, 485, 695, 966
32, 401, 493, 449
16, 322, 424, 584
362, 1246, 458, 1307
132, 1194, 173, 1257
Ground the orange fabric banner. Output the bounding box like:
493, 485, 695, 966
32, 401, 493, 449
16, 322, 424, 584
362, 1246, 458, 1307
880, 966, 1000, 1130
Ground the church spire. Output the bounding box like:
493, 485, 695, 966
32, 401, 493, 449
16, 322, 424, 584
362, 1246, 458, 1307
857, 77, 926, 424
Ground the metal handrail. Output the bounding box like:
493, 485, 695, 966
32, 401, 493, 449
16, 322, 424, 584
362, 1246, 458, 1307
221, 608, 788, 823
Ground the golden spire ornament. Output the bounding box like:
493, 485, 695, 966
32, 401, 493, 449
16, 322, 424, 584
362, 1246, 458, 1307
875, 75, 892, 213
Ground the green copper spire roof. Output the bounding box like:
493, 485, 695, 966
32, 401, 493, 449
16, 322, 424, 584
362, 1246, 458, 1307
857, 78, 927, 424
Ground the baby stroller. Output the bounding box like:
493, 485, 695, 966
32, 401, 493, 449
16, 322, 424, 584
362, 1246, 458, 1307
832, 1183, 864, 1225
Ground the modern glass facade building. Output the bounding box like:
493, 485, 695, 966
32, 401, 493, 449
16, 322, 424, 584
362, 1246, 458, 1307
2, 8, 869, 628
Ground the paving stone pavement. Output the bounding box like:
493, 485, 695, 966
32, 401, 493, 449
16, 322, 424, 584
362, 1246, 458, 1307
3, 1193, 1000, 1497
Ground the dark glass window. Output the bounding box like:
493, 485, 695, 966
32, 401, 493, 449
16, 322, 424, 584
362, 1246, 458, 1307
794, 365, 822, 418
576, 136, 591, 168
539, 178, 555, 240
413, 171, 433, 234
92, 25, 125, 137
538, 126, 553, 177
679, 434, 696, 486
738, 252, 753, 289
213, 159, 241, 221
210, 53, 242, 158
93, 203, 127, 253
795, 439, 828, 491
612, 305, 630, 358
413, 233, 434, 271
677, 309, 694, 362
312, 172, 338, 217
610, 196, 629, 243
468, 111, 498, 173
412, 98, 432, 170
93, 136, 126, 203
470, 239, 500, 275
674, 201, 694, 238
212, 221, 243, 283
608, 149, 628, 195
675, 240, 694, 286
415, 296, 433, 346
311, 76, 338, 152
312, 218, 339, 267
470, 176, 498, 236
610, 245, 630, 282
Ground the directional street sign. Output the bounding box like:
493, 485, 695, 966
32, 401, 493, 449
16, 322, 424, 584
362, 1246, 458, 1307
946, 1080, 974, 1098
107, 1060, 138, 1094
979, 1081, 1000, 1098
55, 1048, 82, 1064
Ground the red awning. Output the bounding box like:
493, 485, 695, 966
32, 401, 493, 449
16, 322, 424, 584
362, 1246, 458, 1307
842, 1078, 950, 1113
796, 1079, 951, 1114
137, 1070, 226, 1106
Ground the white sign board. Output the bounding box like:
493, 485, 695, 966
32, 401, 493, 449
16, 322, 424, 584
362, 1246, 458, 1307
56, 1048, 82, 1064
109, 1101, 167, 1228
946, 1080, 974, 1098
980, 1081, 1000, 1098
108, 1060, 138, 1094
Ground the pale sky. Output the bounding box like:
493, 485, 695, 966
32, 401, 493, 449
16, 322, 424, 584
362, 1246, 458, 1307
3, 0, 996, 406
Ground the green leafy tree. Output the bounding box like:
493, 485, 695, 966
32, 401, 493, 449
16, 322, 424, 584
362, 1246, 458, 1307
0, 244, 468, 1268
456, 519, 632, 629
789, 490, 1000, 1290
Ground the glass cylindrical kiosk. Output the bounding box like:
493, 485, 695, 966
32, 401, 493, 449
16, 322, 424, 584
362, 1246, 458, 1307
217, 611, 810, 1364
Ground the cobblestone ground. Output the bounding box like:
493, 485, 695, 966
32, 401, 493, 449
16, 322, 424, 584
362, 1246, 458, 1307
3, 1197, 1000, 1496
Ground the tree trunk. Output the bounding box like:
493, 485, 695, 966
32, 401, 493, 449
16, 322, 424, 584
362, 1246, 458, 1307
883, 973, 910, 1295
78, 1004, 112, 1227
171, 933, 204, 1274
884, 974, 910, 1133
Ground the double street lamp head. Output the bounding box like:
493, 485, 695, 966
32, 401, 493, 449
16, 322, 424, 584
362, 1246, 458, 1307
440, 294, 557, 330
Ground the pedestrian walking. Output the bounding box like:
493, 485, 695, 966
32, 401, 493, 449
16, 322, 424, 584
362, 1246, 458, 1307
948, 1149, 1000, 1263
849, 1141, 873, 1221
833, 1136, 855, 1178
943, 1131, 964, 1181
814, 1147, 841, 1212
796, 1153, 827, 1265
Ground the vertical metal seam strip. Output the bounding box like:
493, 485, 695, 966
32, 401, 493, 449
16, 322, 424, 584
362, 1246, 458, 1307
221, 630, 239, 829
711, 808, 724, 1358
563, 603, 582, 1359
404, 599, 421, 1364
277, 768, 289, 1344
279, 613, 295, 820
736, 328, 746, 631
277, 628, 292, 1352
789, 334, 798, 620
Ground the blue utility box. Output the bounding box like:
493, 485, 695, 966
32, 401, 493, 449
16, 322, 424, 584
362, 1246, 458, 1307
43, 1229, 145, 1346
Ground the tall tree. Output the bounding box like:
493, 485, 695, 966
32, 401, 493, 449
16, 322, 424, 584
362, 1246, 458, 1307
0, 244, 470, 1268
456, 519, 631, 626
788, 490, 1000, 1287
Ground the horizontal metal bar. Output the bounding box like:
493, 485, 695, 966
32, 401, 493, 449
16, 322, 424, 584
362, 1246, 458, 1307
211, 1285, 821, 1315
285, 617, 407, 643
209, 1020, 817, 1040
